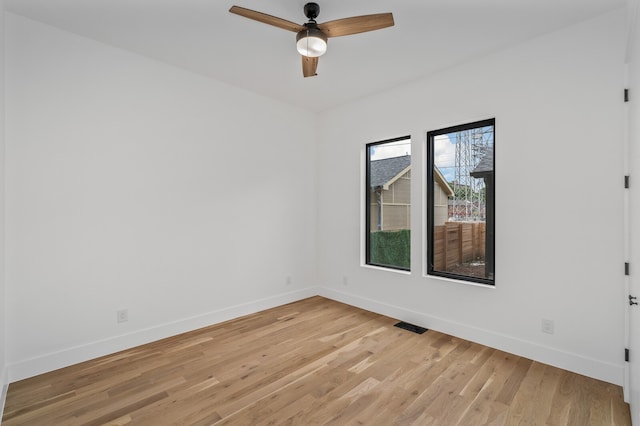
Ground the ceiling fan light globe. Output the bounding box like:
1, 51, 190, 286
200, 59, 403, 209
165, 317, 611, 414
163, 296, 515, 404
296, 29, 327, 57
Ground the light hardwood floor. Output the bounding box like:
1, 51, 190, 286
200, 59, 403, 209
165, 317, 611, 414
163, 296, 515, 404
2, 296, 631, 425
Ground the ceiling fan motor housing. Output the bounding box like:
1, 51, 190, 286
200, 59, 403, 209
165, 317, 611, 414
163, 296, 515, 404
296, 24, 327, 57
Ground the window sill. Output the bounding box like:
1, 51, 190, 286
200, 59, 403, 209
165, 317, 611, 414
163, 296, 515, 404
361, 264, 411, 275
424, 273, 495, 288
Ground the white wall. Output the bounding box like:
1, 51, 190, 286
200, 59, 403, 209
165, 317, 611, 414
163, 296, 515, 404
0, 0, 8, 410
627, 0, 640, 420
317, 9, 627, 385
4, 13, 318, 381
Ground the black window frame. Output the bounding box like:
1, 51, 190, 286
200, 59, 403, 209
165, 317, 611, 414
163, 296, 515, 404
426, 119, 495, 286
365, 135, 412, 272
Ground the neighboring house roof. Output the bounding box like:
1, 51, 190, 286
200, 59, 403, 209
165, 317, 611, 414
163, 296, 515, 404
470, 146, 494, 178
370, 155, 411, 189
370, 154, 454, 196
434, 167, 454, 197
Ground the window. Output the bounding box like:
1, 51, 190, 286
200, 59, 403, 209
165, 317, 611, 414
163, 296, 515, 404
427, 119, 495, 285
365, 136, 412, 271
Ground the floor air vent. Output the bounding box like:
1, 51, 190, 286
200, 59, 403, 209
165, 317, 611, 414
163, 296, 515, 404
394, 321, 428, 334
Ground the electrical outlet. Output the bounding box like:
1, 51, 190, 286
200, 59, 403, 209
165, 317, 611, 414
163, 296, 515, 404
541, 319, 554, 334
117, 309, 128, 323
286, 275, 292, 286
343, 276, 349, 286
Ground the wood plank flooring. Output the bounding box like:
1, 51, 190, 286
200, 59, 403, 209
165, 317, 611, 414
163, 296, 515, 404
2, 296, 631, 425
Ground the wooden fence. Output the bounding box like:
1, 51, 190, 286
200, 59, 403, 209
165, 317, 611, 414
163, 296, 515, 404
433, 222, 485, 270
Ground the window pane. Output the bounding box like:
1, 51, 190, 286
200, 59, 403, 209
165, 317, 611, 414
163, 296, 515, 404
427, 120, 494, 284
366, 137, 411, 271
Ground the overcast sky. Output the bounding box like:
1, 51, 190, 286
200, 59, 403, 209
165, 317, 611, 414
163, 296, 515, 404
435, 134, 456, 181
370, 139, 411, 161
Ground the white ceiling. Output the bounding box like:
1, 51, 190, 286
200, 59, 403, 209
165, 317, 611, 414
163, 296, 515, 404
3, 0, 626, 112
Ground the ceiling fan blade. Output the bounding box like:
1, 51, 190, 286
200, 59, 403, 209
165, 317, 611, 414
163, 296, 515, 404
318, 13, 394, 38
229, 6, 305, 33
302, 56, 319, 78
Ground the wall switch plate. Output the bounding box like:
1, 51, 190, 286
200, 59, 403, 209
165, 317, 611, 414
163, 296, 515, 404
117, 309, 128, 323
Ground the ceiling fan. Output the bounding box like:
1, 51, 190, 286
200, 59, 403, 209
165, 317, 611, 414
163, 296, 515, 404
229, 3, 394, 77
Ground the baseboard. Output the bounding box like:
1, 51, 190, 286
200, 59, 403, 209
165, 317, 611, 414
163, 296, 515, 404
632, 388, 640, 426
624, 363, 630, 402
317, 287, 624, 386
0, 366, 8, 424
6, 286, 624, 387
8, 287, 320, 383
